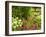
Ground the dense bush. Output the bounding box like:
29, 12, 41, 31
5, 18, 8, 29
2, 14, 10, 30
12, 6, 41, 31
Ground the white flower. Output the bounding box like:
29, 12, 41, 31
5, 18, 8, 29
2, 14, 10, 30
20, 25, 22, 27
14, 21, 17, 24
16, 17, 19, 20
19, 19, 21, 22
20, 22, 23, 27
13, 26, 16, 28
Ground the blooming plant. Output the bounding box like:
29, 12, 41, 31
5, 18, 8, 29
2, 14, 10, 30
12, 6, 41, 31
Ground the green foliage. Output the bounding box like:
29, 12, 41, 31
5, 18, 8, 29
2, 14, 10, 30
12, 6, 30, 19
12, 6, 41, 31
36, 15, 41, 29
12, 17, 23, 31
